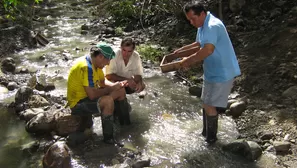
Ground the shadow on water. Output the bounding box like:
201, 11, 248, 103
0, 0, 264, 167
0, 106, 43, 168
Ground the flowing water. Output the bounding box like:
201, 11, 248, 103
0, 0, 259, 167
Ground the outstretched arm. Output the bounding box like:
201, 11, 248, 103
174, 42, 200, 53
180, 43, 215, 68
106, 73, 129, 82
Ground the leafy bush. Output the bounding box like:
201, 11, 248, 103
105, 0, 186, 27
2, 0, 42, 20
137, 44, 164, 62
115, 27, 124, 36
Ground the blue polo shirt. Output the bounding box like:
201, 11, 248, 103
196, 12, 241, 83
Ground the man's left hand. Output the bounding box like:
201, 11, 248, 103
180, 57, 191, 71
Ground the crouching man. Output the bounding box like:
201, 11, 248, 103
105, 38, 145, 125
67, 43, 129, 144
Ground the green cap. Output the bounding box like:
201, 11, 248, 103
96, 42, 115, 60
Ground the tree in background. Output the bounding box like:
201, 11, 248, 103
2, 0, 42, 27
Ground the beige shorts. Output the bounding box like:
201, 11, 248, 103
201, 79, 234, 108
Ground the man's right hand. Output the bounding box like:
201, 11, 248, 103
110, 82, 123, 92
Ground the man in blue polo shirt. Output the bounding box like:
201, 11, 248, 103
174, 2, 241, 143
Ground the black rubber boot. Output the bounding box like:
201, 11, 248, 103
216, 107, 226, 114
114, 100, 125, 125
206, 114, 218, 144
78, 115, 93, 132
119, 98, 131, 125
201, 109, 206, 137
101, 115, 115, 144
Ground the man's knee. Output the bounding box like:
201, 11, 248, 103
119, 87, 126, 96
203, 104, 217, 116
99, 96, 114, 115
116, 87, 126, 99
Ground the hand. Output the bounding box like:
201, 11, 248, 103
135, 82, 143, 93
120, 80, 129, 87
180, 57, 190, 71
127, 78, 136, 89
111, 82, 123, 91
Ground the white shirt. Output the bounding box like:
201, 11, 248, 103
105, 49, 143, 78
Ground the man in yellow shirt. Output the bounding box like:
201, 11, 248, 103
67, 43, 129, 144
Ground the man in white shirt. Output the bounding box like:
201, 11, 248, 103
105, 38, 145, 125
105, 38, 145, 94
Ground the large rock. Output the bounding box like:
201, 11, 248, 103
19, 108, 45, 122
273, 141, 291, 153
25, 112, 55, 133
7, 81, 18, 91
246, 141, 263, 161
227, 99, 237, 108
229, 101, 246, 118
257, 153, 281, 168
260, 132, 274, 141
188, 85, 202, 97
35, 73, 55, 92
15, 86, 33, 105
132, 159, 151, 168
222, 139, 262, 161
43, 141, 71, 168
282, 86, 297, 99
55, 114, 81, 136
28, 95, 50, 108
1, 57, 16, 73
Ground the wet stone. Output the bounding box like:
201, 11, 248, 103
284, 134, 290, 141
81, 24, 89, 30
138, 91, 147, 99
273, 141, 291, 153
19, 108, 45, 122
43, 141, 71, 168
229, 101, 246, 118
222, 139, 262, 161
227, 99, 237, 108
15, 86, 33, 105
188, 85, 202, 97
39, 55, 46, 60
1, 57, 16, 73
19, 68, 29, 74
28, 95, 50, 108
132, 159, 151, 168
7, 82, 18, 91
260, 132, 274, 140
282, 86, 297, 99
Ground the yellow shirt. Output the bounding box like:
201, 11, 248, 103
67, 56, 105, 108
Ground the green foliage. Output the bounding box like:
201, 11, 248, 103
106, 0, 185, 27
137, 44, 164, 62
2, 0, 42, 19
115, 27, 124, 36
